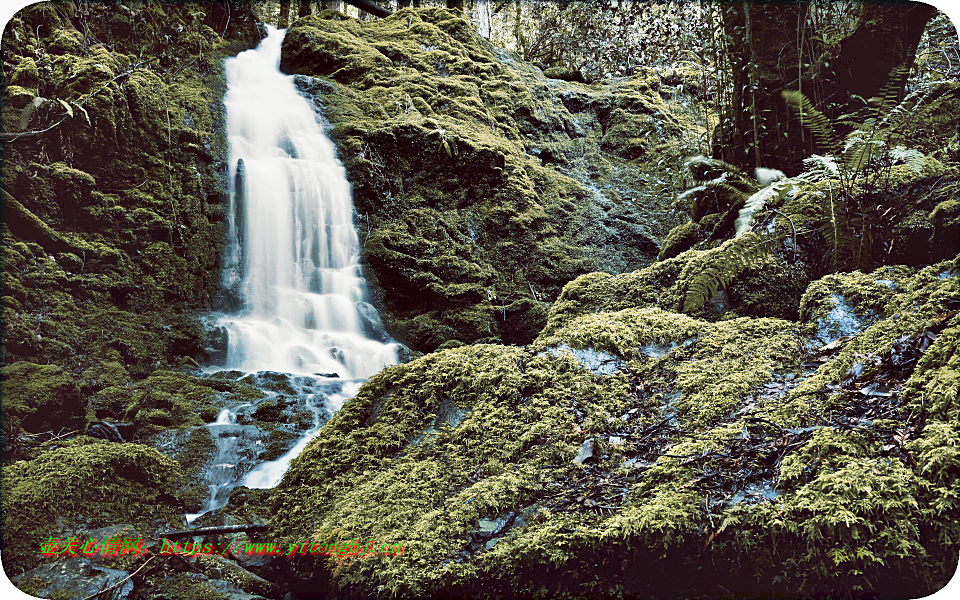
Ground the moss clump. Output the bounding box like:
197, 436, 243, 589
930, 198, 960, 261
2, 440, 185, 574
657, 220, 699, 260
1, 1, 259, 378
115, 370, 256, 435
140, 573, 229, 600
796, 264, 933, 356
0, 361, 83, 435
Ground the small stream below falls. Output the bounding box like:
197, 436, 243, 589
187, 26, 398, 523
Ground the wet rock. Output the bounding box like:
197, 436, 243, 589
573, 438, 595, 464
0, 361, 84, 435
13, 557, 133, 600
202, 322, 230, 366
357, 301, 391, 342
542, 344, 623, 375
85, 421, 125, 442
396, 343, 422, 364
813, 293, 876, 344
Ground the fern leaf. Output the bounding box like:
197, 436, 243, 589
782, 90, 841, 155
57, 98, 74, 118
797, 155, 840, 183
735, 181, 794, 237
684, 156, 756, 188
842, 135, 885, 173
681, 233, 777, 312
74, 103, 91, 126
890, 146, 925, 172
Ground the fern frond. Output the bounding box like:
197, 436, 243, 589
881, 80, 957, 129
782, 90, 841, 155
797, 155, 840, 183
681, 233, 778, 313
890, 146, 926, 172
842, 135, 886, 173
684, 156, 757, 189
734, 181, 795, 237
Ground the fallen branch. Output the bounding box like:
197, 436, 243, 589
156, 524, 268, 539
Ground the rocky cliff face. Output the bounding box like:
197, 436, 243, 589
279, 8, 696, 351
1, 0, 261, 579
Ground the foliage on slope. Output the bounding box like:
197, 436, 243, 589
1, 1, 260, 449
1, 2, 258, 376
269, 254, 959, 597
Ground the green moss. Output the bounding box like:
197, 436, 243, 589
264, 253, 958, 597
930, 199, 960, 261
2, 0, 257, 380
113, 370, 244, 434
280, 7, 690, 350
2, 441, 184, 574
10, 56, 39, 91
0, 362, 83, 435
141, 573, 229, 600
658, 220, 699, 260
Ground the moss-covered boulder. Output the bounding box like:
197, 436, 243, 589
279, 8, 698, 350
1, 439, 186, 574
1, 2, 259, 376
267, 256, 959, 598
0, 361, 83, 437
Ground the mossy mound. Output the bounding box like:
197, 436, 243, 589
268, 257, 958, 598
280, 8, 698, 350
0, 361, 83, 437
1, 439, 186, 574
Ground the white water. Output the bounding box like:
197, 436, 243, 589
473, 0, 492, 39
221, 26, 397, 380
186, 26, 398, 511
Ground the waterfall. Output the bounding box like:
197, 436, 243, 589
221, 26, 397, 380
474, 0, 492, 39
188, 26, 397, 517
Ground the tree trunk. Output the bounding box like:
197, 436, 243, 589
447, 0, 464, 14
827, 2, 937, 120
299, 0, 312, 18
278, 0, 290, 28
398, 0, 411, 8
714, 2, 811, 173
715, 1, 936, 175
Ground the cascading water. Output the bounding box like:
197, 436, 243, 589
189, 26, 397, 521
221, 26, 397, 380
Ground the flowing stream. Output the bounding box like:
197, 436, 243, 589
188, 26, 397, 522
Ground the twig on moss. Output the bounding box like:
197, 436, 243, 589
80, 556, 154, 600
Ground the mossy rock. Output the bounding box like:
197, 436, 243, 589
2, 440, 185, 574
658, 220, 699, 260
930, 198, 960, 261
279, 7, 692, 350
1, 1, 259, 378
117, 370, 241, 435
267, 258, 959, 598
0, 361, 83, 435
